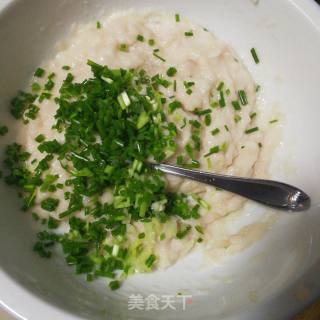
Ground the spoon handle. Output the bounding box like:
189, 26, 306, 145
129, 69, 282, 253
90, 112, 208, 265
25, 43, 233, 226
151, 163, 310, 212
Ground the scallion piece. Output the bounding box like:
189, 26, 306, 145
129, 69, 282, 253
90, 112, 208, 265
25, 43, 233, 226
34, 68, 45, 78
234, 115, 241, 123
195, 225, 204, 234
148, 39, 155, 46
238, 90, 248, 106
136, 34, 144, 42
250, 47, 260, 64
145, 254, 156, 268
185, 30, 194, 37
250, 112, 257, 119
117, 91, 131, 109
0, 125, 8, 136
219, 91, 226, 107
204, 145, 220, 157
211, 128, 220, 136
245, 127, 259, 134
205, 114, 211, 126
217, 82, 224, 91
119, 43, 129, 52
31, 83, 41, 92
166, 67, 177, 77
232, 100, 241, 111
138, 232, 145, 239
137, 111, 149, 129
109, 280, 121, 290
153, 52, 166, 62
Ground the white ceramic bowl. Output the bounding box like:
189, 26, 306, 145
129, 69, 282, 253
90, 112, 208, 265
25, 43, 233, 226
1, 0, 320, 319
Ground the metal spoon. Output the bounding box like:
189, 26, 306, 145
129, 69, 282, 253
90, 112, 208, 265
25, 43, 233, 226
150, 163, 311, 212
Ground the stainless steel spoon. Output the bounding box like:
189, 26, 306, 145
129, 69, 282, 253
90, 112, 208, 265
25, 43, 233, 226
150, 163, 311, 212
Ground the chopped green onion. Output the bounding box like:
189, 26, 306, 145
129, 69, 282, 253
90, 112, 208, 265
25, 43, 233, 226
217, 82, 224, 91
219, 91, 226, 107
31, 83, 41, 92
176, 225, 191, 239
166, 67, 177, 77
250, 47, 260, 64
96, 21, 102, 29
169, 100, 182, 113
153, 52, 166, 62
119, 43, 129, 52
112, 244, 119, 256
117, 91, 131, 109
32, 212, 39, 221
210, 101, 219, 109
234, 115, 242, 123
136, 34, 144, 42
245, 127, 259, 134
113, 196, 130, 209
232, 100, 241, 111
41, 197, 59, 212
48, 72, 55, 80
205, 114, 211, 126
101, 75, 114, 83
189, 119, 201, 128
176, 155, 184, 165
35, 134, 45, 143
193, 108, 212, 116
195, 225, 204, 234
0, 125, 8, 136
185, 30, 194, 37
138, 232, 145, 239
44, 79, 54, 91
204, 145, 220, 157
145, 254, 156, 268
185, 143, 193, 158
250, 112, 257, 119
137, 111, 149, 129
34, 68, 45, 78
269, 119, 278, 124
179, 118, 186, 130
148, 39, 155, 46
238, 90, 248, 105
48, 216, 59, 229
109, 280, 121, 290
104, 165, 114, 175
211, 128, 220, 136
175, 13, 180, 22
220, 142, 228, 152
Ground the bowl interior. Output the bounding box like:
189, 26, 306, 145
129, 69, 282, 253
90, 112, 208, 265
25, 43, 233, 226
1, 0, 320, 319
